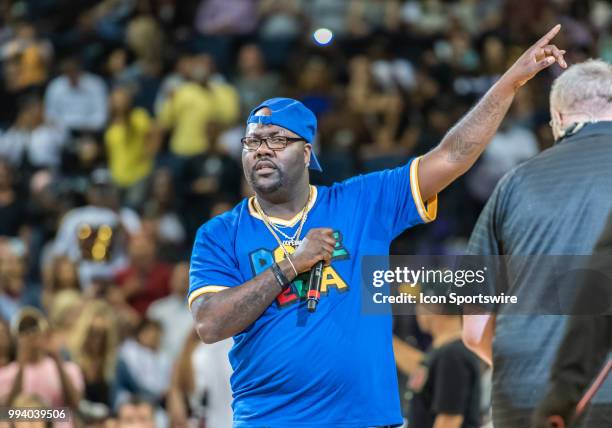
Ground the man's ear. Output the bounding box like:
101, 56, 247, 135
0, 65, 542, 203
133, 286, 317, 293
551, 108, 564, 141
304, 143, 312, 167
552, 108, 563, 125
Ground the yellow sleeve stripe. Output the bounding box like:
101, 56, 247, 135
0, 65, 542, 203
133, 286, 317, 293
410, 157, 438, 223
188, 285, 230, 309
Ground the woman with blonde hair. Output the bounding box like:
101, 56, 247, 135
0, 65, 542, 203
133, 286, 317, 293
47, 289, 84, 359
69, 300, 119, 407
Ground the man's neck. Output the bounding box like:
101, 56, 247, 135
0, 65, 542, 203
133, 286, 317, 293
564, 112, 612, 126
256, 183, 311, 220
431, 318, 463, 348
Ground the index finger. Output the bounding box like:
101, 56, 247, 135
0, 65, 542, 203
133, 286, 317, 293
535, 24, 561, 48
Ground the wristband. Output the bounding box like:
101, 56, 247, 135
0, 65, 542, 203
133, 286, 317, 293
271, 262, 291, 291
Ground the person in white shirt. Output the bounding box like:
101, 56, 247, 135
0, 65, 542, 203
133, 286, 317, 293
51, 169, 141, 288
114, 319, 172, 408
44, 57, 108, 133
146, 262, 193, 360
191, 338, 233, 428
168, 330, 233, 428
0, 95, 68, 170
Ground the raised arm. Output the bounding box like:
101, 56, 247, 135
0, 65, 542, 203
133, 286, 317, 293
191, 228, 336, 343
50, 353, 82, 409
418, 25, 567, 201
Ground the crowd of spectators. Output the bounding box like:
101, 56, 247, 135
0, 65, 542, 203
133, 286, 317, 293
0, 0, 609, 426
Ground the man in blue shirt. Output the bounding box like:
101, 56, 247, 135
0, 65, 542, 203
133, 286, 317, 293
189, 26, 566, 427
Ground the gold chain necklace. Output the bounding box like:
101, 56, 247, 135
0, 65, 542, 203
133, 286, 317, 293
269, 212, 305, 243
254, 186, 312, 248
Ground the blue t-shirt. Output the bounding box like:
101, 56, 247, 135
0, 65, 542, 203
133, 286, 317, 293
189, 157, 437, 428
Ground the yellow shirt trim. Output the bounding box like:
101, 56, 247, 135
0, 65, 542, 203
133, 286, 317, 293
410, 157, 438, 223
188, 285, 229, 309
248, 185, 318, 227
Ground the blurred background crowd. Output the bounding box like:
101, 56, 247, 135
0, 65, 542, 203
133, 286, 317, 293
0, 0, 610, 427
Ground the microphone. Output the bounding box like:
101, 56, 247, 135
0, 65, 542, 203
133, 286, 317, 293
307, 261, 325, 312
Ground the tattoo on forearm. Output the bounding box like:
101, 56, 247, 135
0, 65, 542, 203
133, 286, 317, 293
217, 286, 273, 330
447, 139, 481, 162
192, 270, 281, 340
445, 91, 511, 163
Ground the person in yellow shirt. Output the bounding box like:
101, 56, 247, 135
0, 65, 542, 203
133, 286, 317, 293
158, 54, 239, 157
105, 86, 160, 208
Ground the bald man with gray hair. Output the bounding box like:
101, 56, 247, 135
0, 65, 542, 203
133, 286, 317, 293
464, 58, 612, 428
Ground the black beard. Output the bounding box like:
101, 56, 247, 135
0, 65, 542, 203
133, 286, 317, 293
250, 167, 284, 194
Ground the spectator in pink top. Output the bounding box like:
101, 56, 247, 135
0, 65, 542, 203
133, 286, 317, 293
0, 307, 84, 410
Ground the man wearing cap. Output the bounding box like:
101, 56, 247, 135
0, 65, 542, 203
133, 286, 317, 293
189, 27, 566, 427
